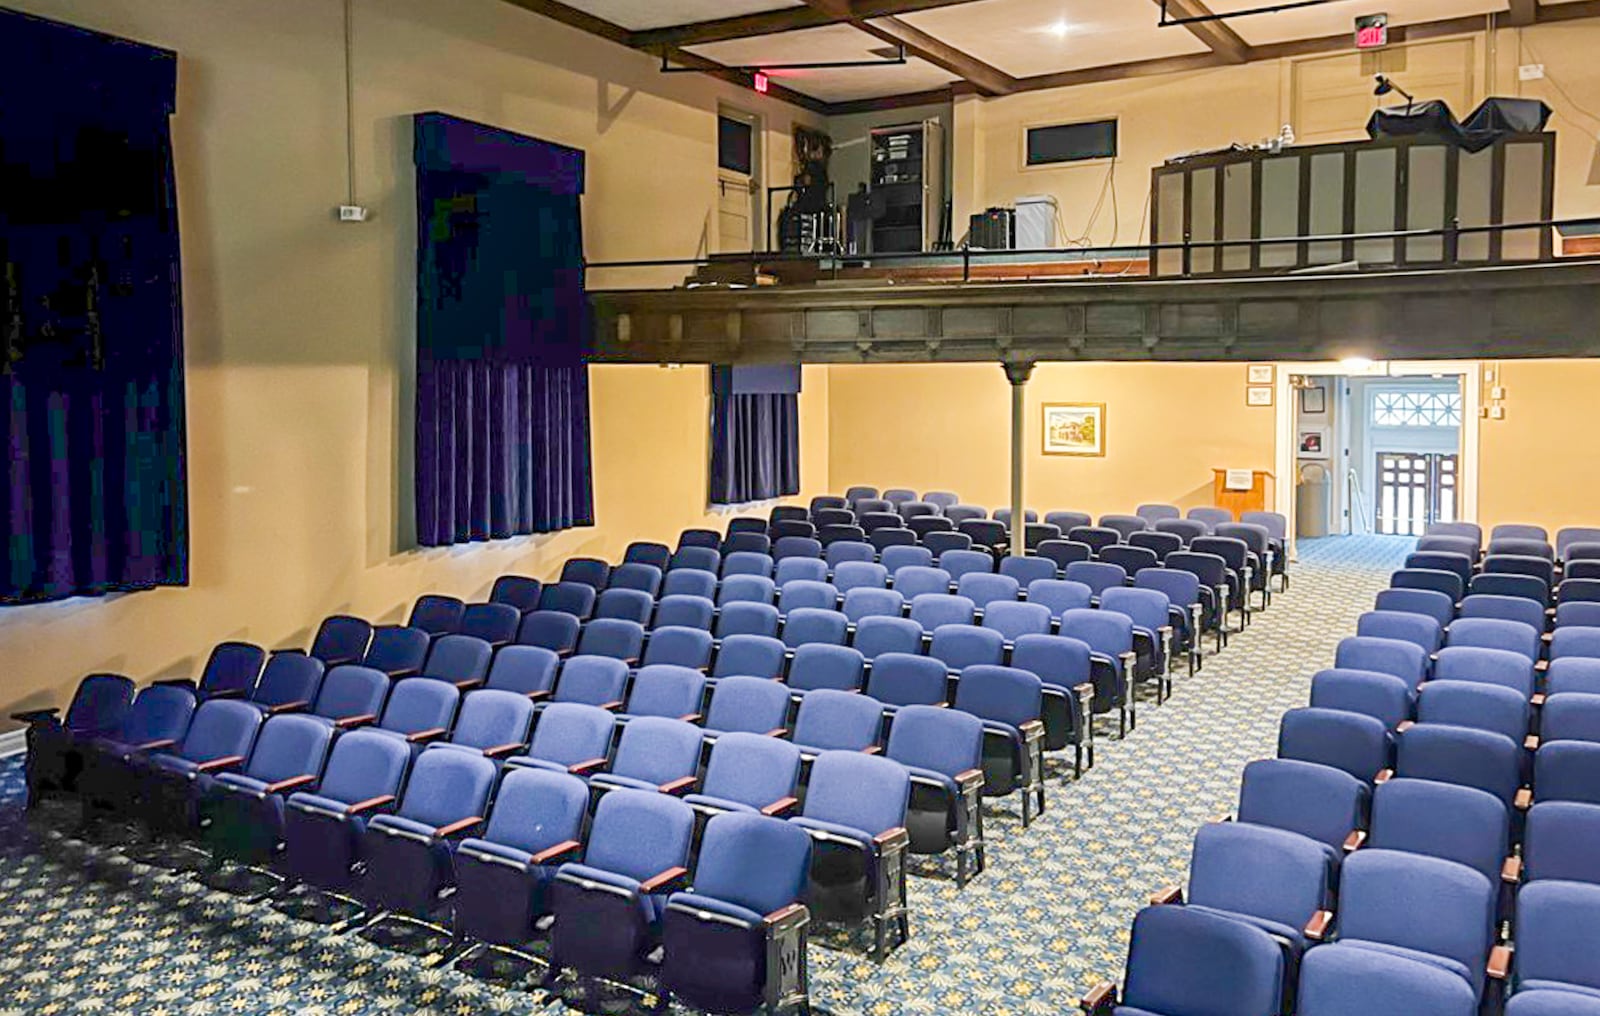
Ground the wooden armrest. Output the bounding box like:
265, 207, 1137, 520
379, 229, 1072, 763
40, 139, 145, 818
346, 794, 395, 815
1343, 830, 1367, 853
600, 700, 624, 712
1374, 768, 1394, 784
406, 727, 448, 744
1525, 734, 1540, 751
658, 776, 697, 795
760, 796, 798, 817
1081, 983, 1118, 1013
531, 839, 583, 865
639, 866, 690, 893
453, 678, 486, 691
1149, 885, 1182, 906
137, 738, 178, 751
568, 757, 608, 775
525, 689, 552, 701
1396, 719, 1416, 733
389, 667, 421, 680
482, 742, 524, 759
206, 687, 247, 700
1502, 856, 1522, 884
764, 902, 806, 925
1487, 945, 1513, 980
872, 826, 908, 846
335, 713, 377, 729
266, 699, 312, 716
955, 767, 984, 785
435, 816, 482, 839
1516, 787, 1534, 810
764, 727, 789, 738
1304, 910, 1334, 942
1532, 692, 1547, 707
861, 745, 883, 755
266, 774, 317, 794
678, 713, 703, 724
194, 755, 247, 773
621, 658, 640, 668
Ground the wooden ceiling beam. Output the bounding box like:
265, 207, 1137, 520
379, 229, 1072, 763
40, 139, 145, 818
1152, 0, 1250, 63
1505, 0, 1539, 28
1536, 0, 1600, 24
798, 0, 1017, 95
630, 0, 987, 49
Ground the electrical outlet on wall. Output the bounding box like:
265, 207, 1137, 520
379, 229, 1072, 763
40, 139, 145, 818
1491, 386, 1506, 400
1490, 406, 1506, 420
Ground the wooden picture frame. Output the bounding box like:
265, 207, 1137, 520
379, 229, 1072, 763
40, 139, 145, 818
1247, 363, 1276, 385
1246, 385, 1274, 407
1300, 385, 1327, 414
1042, 402, 1106, 457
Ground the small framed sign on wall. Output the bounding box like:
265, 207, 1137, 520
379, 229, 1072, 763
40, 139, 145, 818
1246, 386, 1274, 407
1042, 402, 1106, 456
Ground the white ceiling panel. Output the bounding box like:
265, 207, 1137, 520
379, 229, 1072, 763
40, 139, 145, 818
900, 0, 1210, 79
1205, 0, 1507, 47
556, 0, 804, 32
688, 24, 958, 101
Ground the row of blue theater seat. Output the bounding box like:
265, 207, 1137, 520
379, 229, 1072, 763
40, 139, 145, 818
1087, 527, 1600, 1015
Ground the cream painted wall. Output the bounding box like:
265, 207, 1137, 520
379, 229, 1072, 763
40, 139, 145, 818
0, 0, 830, 724
827, 362, 1276, 516
1476, 359, 1600, 534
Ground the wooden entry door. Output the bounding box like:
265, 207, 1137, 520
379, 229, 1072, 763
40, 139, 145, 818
1376, 451, 1458, 536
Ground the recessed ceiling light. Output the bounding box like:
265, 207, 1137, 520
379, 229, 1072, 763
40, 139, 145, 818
1044, 20, 1072, 38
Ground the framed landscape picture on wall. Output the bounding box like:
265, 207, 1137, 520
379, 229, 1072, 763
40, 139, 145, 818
1042, 402, 1106, 457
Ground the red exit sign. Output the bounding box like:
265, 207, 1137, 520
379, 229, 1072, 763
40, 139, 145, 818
1356, 13, 1389, 49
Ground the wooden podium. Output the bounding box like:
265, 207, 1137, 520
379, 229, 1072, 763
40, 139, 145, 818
1212, 469, 1274, 517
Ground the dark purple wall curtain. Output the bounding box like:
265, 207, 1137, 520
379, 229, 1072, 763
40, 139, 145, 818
414, 113, 593, 546
0, 11, 187, 605
709, 365, 800, 505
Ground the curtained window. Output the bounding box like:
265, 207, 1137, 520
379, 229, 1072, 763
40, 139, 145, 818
709, 365, 801, 505
413, 113, 594, 546
0, 11, 188, 605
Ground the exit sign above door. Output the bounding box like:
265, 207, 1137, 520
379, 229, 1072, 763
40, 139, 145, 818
1356, 13, 1389, 49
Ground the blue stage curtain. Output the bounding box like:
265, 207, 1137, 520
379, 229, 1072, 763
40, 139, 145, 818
0, 11, 188, 605
413, 113, 594, 546
709, 366, 800, 505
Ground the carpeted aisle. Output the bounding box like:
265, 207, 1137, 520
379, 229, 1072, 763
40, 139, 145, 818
0, 536, 1412, 1016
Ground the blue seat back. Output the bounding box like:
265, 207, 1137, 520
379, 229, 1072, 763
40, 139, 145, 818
909, 593, 975, 631
1543, 692, 1600, 744
774, 557, 829, 588
1010, 634, 1091, 688
653, 595, 715, 632
842, 587, 902, 623
777, 580, 838, 614
608, 563, 663, 597
490, 575, 544, 614
517, 611, 581, 653
1277, 707, 1389, 781
1121, 904, 1286, 1016
953, 664, 1042, 729
1370, 777, 1509, 883
422, 634, 494, 684
1101, 587, 1169, 633
886, 704, 982, 777
661, 568, 717, 600
577, 620, 645, 661
791, 689, 883, 751
561, 558, 611, 590
317, 728, 410, 805
1405, 551, 1473, 587
1337, 848, 1496, 995
538, 581, 596, 619
1515, 879, 1600, 992
1490, 537, 1554, 560
1237, 757, 1369, 853
366, 624, 431, 679
711, 634, 786, 679
1187, 506, 1234, 529
451, 689, 534, 751
982, 601, 1053, 641
693, 813, 812, 917
1552, 625, 1600, 662
699, 733, 801, 809
1558, 527, 1600, 560
310, 616, 373, 667
595, 588, 654, 625
408, 596, 464, 636
1188, 820, 1335, 930
1447, 616, 1541, 661
824, 540, 875, 568
879, 545, 932, 573
63, 673, 135, 737
998, 555, 1056, 587
527, 703, 615, 767
610, 716, 702, 785
1309, 669, 1413, 730
717, 574, 775, 607
943, 504, 986, 525
1556, 601, 1600, 627
1059, 607, 1133, 656
641, 626, 714, 670
1468, 571, 1548, 603
1459, 593, 1546, 633
1427, 521, 1483, 548
956, 572, 1019, 608
1100, 545, 1160, 576
199, 642, 267, 699
245, 714, 334, 784
893, 565, 951, 601
554, 656, 629, 707
313, 665, 389, 721
1535, 741, 1600, 805
379, 678, 460, 735
773, 536, 822, 562
1417, 534, 1479, 560
1334, 636, 1428, 691
721, 551, 773, 579
1524, 801, 1600, 885
1136, 503, 1181, 523
482, 768, 589, 854
252, 653, 326, 710
703, 677, 789, 735
1417, 680, 1528, 743
832, 561, 886, 594
801, 751, 909, 836
788, 643, 865, 692
1026, 578, 1093, 618
399, 748, 497, 829
1546, 657, 1600, 696
625, 665, 706, 720
865, 653, 949, 707
1391, 567, 1464, 602
1432, 645, 1536, 698
1155, 518, 1210, 546
1036, 539, 1092, 571
623, 542, 671, 572
1134, 567, 1201, 609
929, 624, 1004, 671
460, 602, 520, 644
1397, 724, 1521, 808
716, 603, 780, 640
1065, 560, 1127, 597
178, 699, 263, 764
671, 545, 721, 573
1356, 610, 1442, 654
852, 615, 924, 660
485, 645, 560, 698
940, 549, 993, 581
780, 607, 848, 649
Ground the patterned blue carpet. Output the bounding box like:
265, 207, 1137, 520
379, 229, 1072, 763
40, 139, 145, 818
0, 536, 1412, 1015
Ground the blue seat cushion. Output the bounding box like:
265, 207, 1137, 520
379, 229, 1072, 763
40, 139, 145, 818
288, 791, 356, 817
667, 891, 764, 928
681, 793, 760, 815
505, 756, 570, 774
559, 862, 663, 923
1509, 988, 1600, 1016
589, 773, 661, 793
369, 814, 440, 839
214, 773, 271, 795
1340, 938, 1474, 991
1113, 1007, 1165, 1016
791, 816, 876, 850
457, 837, 535, 869
149, 753, 200, 776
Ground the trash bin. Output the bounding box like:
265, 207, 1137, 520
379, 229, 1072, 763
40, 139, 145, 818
1297, 463, 1330, 538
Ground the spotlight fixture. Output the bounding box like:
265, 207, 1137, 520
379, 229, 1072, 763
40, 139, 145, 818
1339, 357, 1375, 372
1373, 74, 1415, 113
